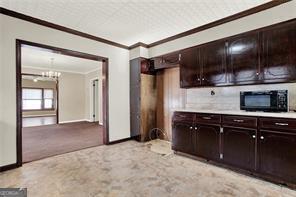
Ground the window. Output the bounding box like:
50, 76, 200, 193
44, 89, 54, 109
22, 88, 55, 110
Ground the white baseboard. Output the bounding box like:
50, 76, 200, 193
86, 119, 103, 125
59, 119, 89, 124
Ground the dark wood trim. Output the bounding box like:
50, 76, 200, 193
16, 40, 22, 167
128, 42, 149, 49
0, 7, 129, 50
102, 59, 109, 145
0, 163, 18, 172
21, 73, 43, 77
1, 1, 291, 50
22, 115, 56, 118
147, 0, 291, 48
15, 39, 110, 168
18, 39, 106, 61
56, 80, 59, 124
108, 137, 133, 145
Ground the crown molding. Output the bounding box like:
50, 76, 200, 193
147, 0, 291, 48
0, 7, 129, 49
128, 42, 149, 49
0, 1, 291, 50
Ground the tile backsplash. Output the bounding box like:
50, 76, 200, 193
186, 83, 296, 111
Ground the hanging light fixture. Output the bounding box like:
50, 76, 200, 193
42, 57, 61, 79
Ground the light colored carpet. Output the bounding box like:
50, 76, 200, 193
0, 140, 295, 197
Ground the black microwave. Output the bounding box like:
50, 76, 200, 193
240, 90, 288, 112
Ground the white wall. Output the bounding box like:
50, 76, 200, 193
129, 46, 149, 60
0, 14, 130, 167
85, 68, 103, 124
149, 1, 296, 57
58, 72, 86, 123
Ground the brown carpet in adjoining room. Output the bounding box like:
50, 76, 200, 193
22, 121, 103, 163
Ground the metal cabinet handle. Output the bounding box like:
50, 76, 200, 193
202, 117, 212, 120
202, 78, 205, 81
260, 136, 264, 140
178, 54, 181, 61
194, 127, 198, 130
189, 126, 193, 130
275, 122, 289, 126
252, 135, 256, 139
233, 119, 244, 123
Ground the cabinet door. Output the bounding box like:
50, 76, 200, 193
223, 127, 256, 171
172, 122, 195, 155
262, 21, 296, 82
196, 124, 220, 161
153, 53, 180, 70
179, 47, 201, 88
228, 32, 260, 85
259, 130, 296, 184
201, 40, 227, 86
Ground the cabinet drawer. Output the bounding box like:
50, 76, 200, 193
223, 115, 257, 128
173, 112, 195, 123
196, 113, 221, 125
259, 118, 296, 131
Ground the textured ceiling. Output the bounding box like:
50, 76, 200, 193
1, 0, 270, 46
22, 45, 101, 74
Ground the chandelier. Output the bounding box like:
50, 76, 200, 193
41, 58, 61, 79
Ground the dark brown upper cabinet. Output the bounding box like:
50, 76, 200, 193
227, 32, 260, 85
179, 47, 200, 88
200, 40, 227, 86
155, 19, 296, 88
261, 20, 296, 83
153, 52, 180, 70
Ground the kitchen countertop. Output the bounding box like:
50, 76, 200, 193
174, 109, 296, 119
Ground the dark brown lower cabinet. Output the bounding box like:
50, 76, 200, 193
223, 127, 256, 171
172, 122, 196, 155
172, 112, 296, 188
259, 130, 296, 184
196, 124, 220, 161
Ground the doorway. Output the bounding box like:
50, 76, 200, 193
16, 39, 109, 166
91, 78, 101, 123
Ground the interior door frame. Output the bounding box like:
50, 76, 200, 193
89, 77, 101, 123
16, 39, 109, 167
